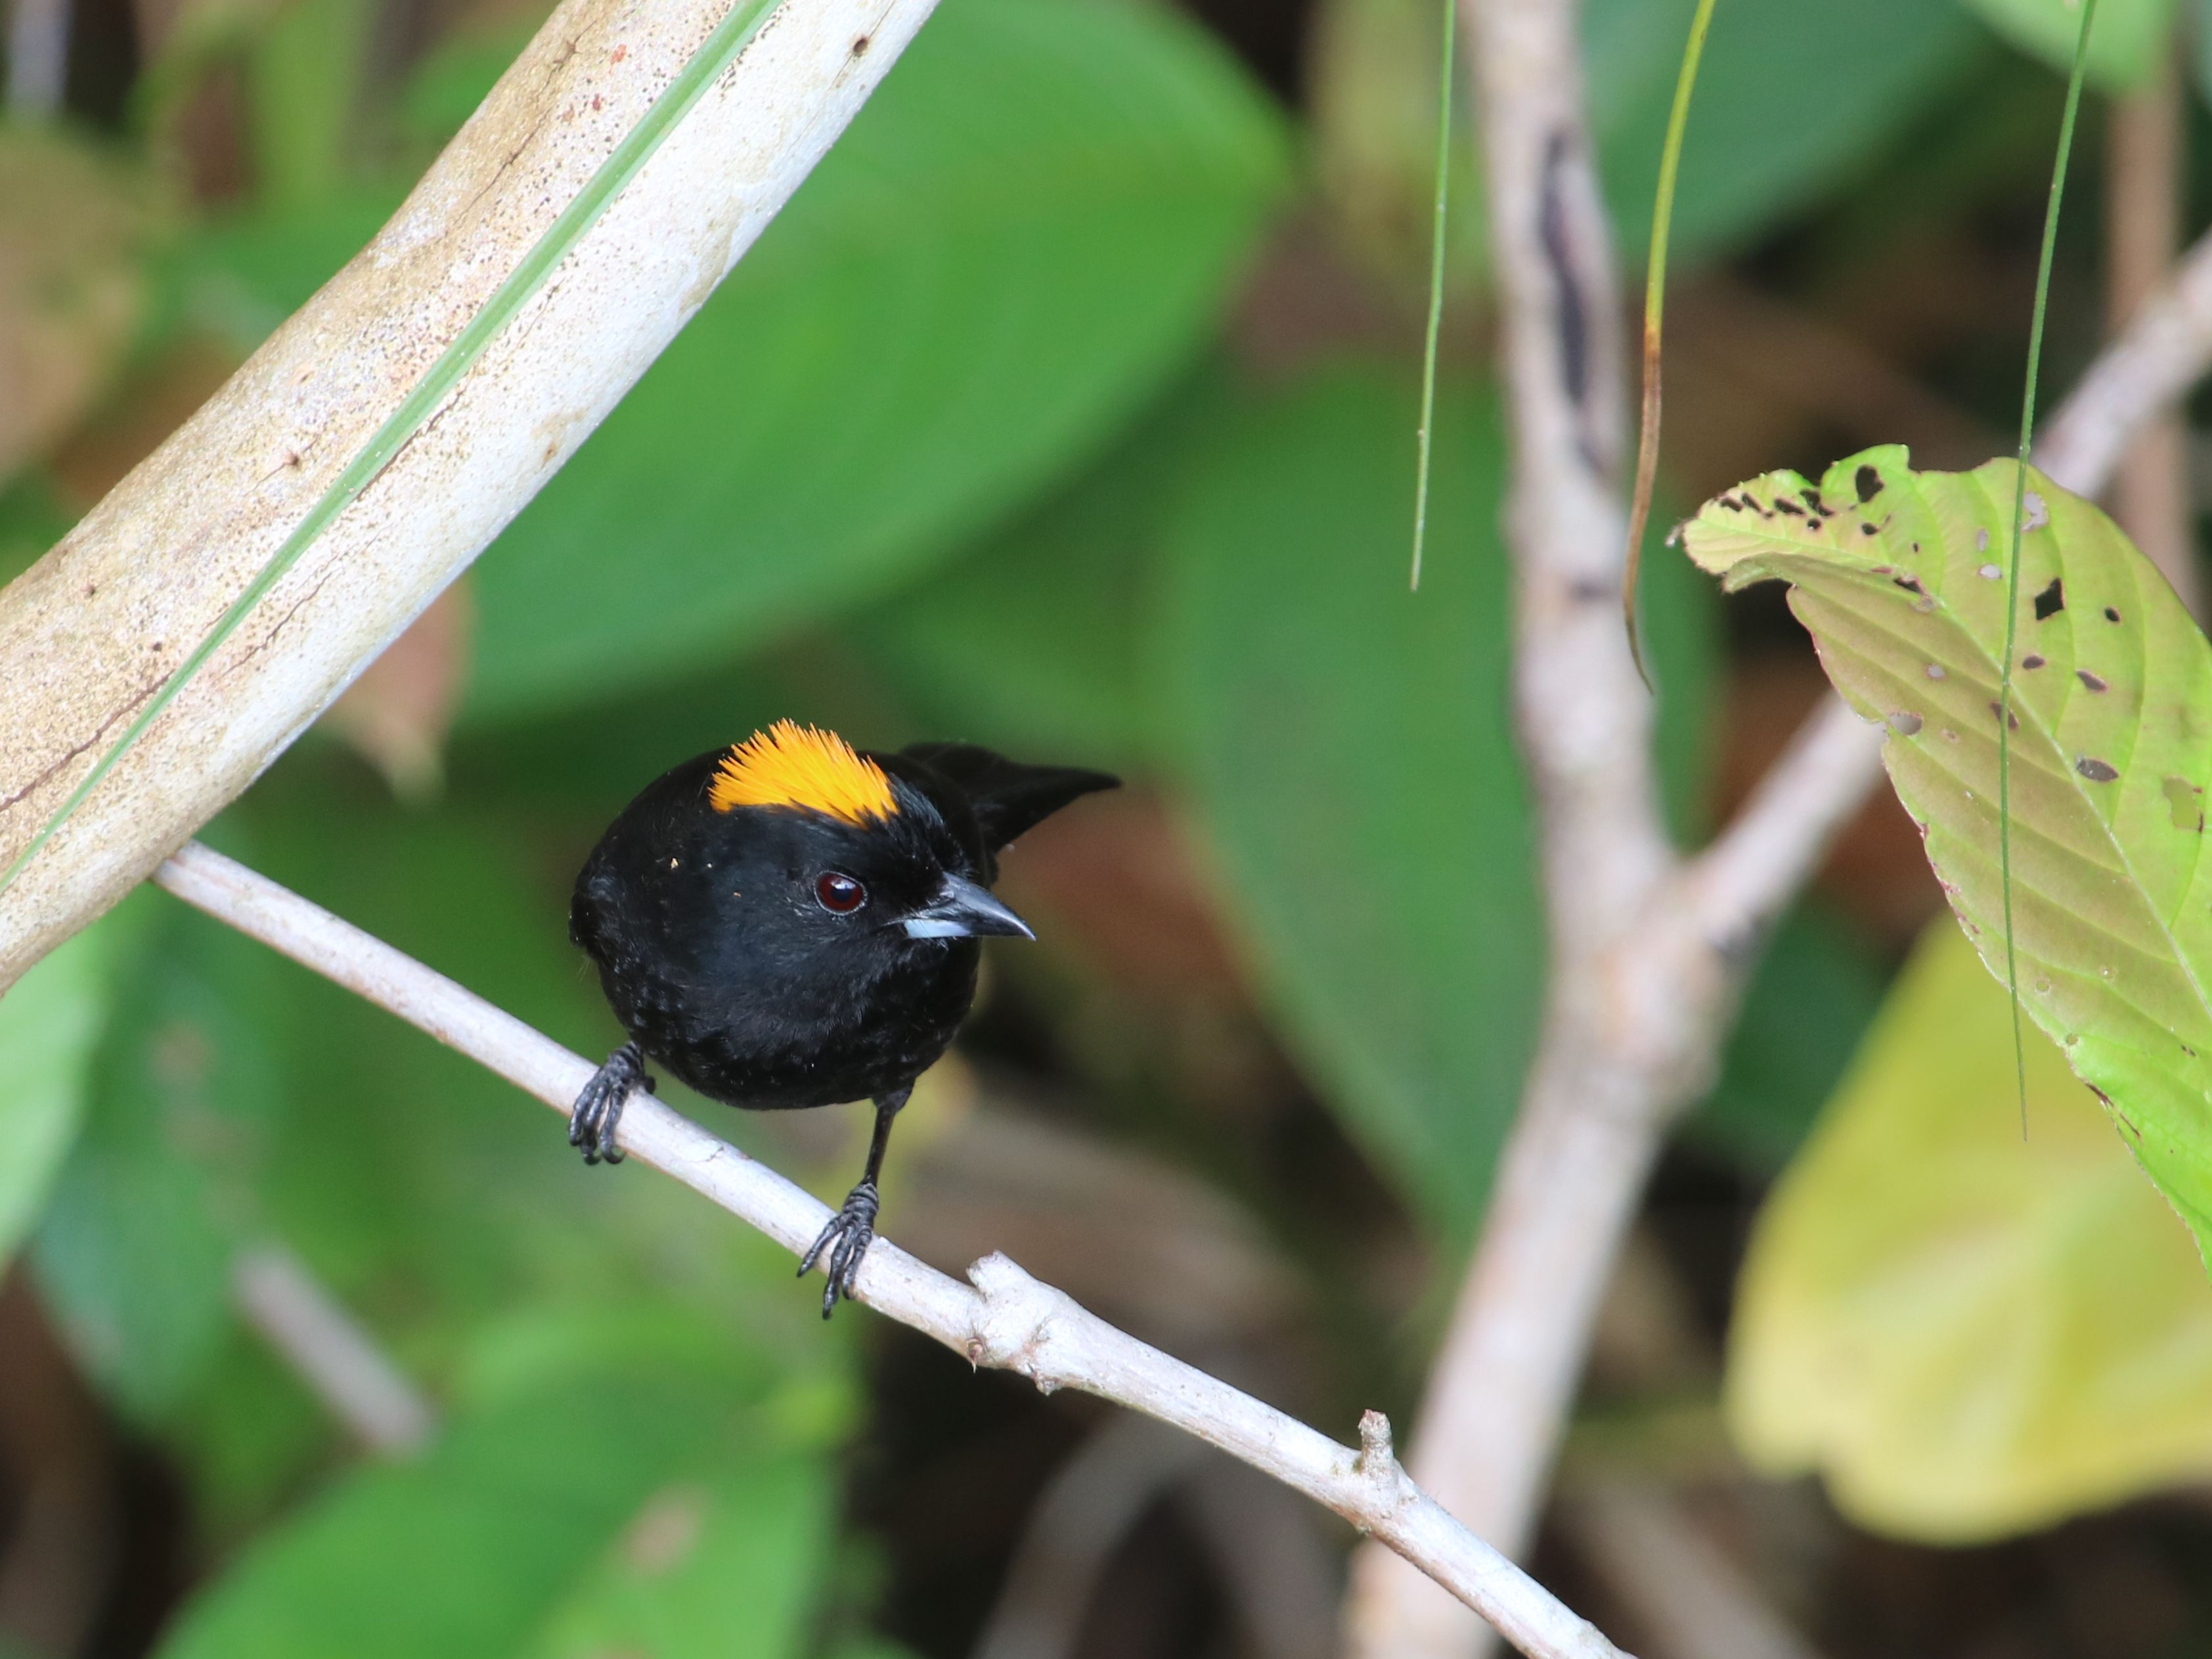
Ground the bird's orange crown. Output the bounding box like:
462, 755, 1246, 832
709, 720, 897, 826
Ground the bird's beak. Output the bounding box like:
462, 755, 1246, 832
901, 875, 1034, 941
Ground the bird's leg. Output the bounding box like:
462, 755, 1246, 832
569, 1041, 653, 1166
798, 1086, 909, 1318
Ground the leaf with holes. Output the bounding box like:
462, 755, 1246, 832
1682, 449, 2212, 1260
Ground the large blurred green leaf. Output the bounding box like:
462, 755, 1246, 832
1957, 0, 2172, 90
1728, 920, 2212, 1541
0, 898, 140, 1270
1161, 369, 1538, 1235
1683, 452, 2212, 1262
33, 900, 287, 1419
1162, 365, 1714, 1236
1587, 0, 1983, 259
160, 1365, 834, 1659
463, 0, 1289, 720
849, 370, 1234, 772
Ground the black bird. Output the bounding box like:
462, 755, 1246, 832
568, 720, 1117, 1315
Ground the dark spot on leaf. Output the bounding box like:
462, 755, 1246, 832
851, 32, 870, 53
1855, 464, 1880, 503
2022, 653, 2045, 670
2076, 757, 2119, 782
1717, 494, 1741, 511
1775, 498, 1805, 517
2105, 606, 2121, 623
2163, 776, 2204, 830
2077, 670, 2107, 692
1861, 522, 1878, 535
1569, 577, 1612, 604
1888, 712, 1923, 736
1893, 575, 1924, 594
2035, 577, 2064, 620
1911, 542, 1921, 554
1802, 487, 1830, 516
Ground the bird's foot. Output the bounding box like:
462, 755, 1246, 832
797, 1182, 879, 1319
570, 1042, 652, 1166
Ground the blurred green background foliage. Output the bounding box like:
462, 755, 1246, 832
8, 0, 2212, 1652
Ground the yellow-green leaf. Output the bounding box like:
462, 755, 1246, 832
1727, 920, 2212, 1541
1681, 451, 2212, 1260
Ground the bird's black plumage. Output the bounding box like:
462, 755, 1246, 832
568, 723, 1116, 1314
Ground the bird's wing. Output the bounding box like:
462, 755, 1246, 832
896, 741, 1119, 852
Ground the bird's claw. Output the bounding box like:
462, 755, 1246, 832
570, 1042, 652, 1166
798, 1182, 879, 1318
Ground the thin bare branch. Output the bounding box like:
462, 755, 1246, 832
2036, 219, 2212, 498
232, 1243, 436, 1456
1557, 1480, 1825, 1659
1341, 5, 1668, 1654
1675, 696, 1883, 954
3, 0, 68, 118
150, 839, 1632, 1659
974, 1415, 1202, 1659
2100, 51, 2194, 615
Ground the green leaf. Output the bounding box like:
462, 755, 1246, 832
1681, 451, 2212, 1261
0, 897, 139, 1270
521, 1456, 831, 1659
1588, 0, 1983, 258
1162, 365, 1715, 1237
1727, 919, 2212, 1541
462, 0, 1289, 720
245, 0, 375, 208
33, 900, 288, 1419
850, 371, 1232, 772
1691, 906, 1888, 1172
1958, 0, 2173, 90
1158, 368, 1539, 1237
159, 1371, 833, 1659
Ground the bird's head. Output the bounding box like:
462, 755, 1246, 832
700, 722, 1032, 964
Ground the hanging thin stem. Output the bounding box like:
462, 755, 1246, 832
1409, 0, 1456, 590
2000, 0, 2100, 1132
1619, 0, 1717, 687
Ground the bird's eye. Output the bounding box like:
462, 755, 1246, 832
815, 872, 867, 914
